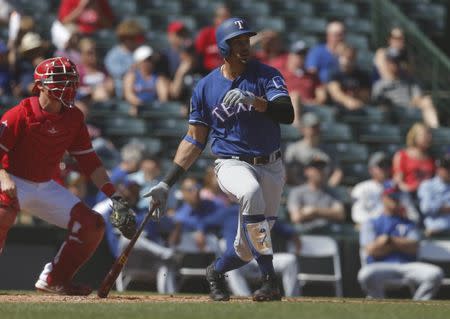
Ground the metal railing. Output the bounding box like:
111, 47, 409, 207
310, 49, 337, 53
372, 0, 450, 121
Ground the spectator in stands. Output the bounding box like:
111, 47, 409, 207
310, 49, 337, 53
94, 180, 178, 294
53, 24, 82, 65
58, 0, 114, 35
95, 142, 145, 203
169, 177, 223, 253
77, 37, 114, 102
327, 44, 371, 115
418, 154, 450, 237
305, 21, 345, 83
393, 123, 435, 196
204, 203, 301, 297
284, 113, 343, 186
0, 0, 13, 25
123, 45, 170, 116
374, 27, 410, 81
0, 40, 12, 96
352, 152, 419, 226
7, 13, 35, 72
372, 48, 439, 128
169, 41, 202, 106
358, 186, 443, 300
277, 40, 327, 124
200, 166, 230, 207
128, 154, 162, 210
287, 157, 345, 231
105, 19, 145, 98
195, 3, 231, 73
162, 21, 191, 79
252, 30, 286, 66
13, 32, 47, 97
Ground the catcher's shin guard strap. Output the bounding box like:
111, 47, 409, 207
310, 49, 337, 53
0, 204, 19, 253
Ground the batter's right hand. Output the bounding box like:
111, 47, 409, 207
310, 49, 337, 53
143, 181, 170, 220
0, 170, 17, 198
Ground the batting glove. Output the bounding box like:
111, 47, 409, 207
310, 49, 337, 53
143, 181, 170, 221
222, 88, 256, 106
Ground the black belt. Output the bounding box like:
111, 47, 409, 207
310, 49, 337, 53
219, 150, 281, 165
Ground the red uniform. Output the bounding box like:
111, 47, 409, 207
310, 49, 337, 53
0, 97, 100, 183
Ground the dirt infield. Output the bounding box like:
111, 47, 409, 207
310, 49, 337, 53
0, 293, 448, 306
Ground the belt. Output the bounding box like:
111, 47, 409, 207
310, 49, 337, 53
219, 150, 281, 165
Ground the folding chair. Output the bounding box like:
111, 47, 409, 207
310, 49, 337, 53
296, 235, 343, 297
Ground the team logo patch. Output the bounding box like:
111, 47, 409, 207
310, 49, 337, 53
272, 76, 286, 89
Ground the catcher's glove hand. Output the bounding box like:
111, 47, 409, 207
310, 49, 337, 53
110, 195, 137, 239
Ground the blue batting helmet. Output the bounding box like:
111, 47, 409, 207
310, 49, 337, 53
216, 17, 256, 58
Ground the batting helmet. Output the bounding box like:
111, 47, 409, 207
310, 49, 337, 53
32, 57, 79, 107
216, 17, 256, 58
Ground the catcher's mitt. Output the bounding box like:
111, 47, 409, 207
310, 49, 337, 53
110, 196, 137, 239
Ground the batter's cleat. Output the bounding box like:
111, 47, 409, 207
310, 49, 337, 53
206, 263, 230, 301
35, 262, 93, 296
252, 275, 282, 302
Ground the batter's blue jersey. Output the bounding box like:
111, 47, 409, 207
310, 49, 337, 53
189, 59, 289, 157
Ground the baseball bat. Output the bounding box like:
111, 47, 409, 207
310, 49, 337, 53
97, 203, 158, 298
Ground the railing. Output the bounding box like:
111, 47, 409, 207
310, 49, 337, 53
372, 0, 450, 122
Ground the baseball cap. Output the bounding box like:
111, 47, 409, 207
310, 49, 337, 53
437, 154, 450, 169
290, 40, 308, 54
133, 45, 154, 63
167, 21, 187, 34
368, 152, 391, 168
305, 155, 329, 169
382, 185, 402, 201
301, 112, 320, 127
19, 32, 43, 53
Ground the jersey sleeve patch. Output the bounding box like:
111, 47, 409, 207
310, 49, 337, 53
272, 76, 287, 89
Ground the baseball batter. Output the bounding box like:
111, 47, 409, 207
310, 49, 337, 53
145, 17, 294, 301
0, 57, 136, 295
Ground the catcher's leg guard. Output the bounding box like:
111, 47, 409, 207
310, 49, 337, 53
0, 196, 19, 254
36, 202, 105, 292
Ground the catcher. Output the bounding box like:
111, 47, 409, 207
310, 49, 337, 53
0, 57, 136, 295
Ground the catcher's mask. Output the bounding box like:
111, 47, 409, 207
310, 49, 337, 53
32, 57, 79, 107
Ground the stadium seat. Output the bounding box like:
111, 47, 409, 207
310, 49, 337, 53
321, 123, 353, 143
153, 118, 188, 138
318, 2, 358, 19
358, 124, 403, 144
299, 17, 328, 34
345, 18, 372, 35
103, 117, 149, 136
109, 0, 138, 19
139, 101, 185, 119
323, 143, 369, 163
340, 107, 386, 125
281, 125, 301, 141
346, 33, 369, 51
431, 127, 450, 146
341, 162, 370, 186
292, 235, 343, 297
303, 105, 337, 123
254, 17, 286, 32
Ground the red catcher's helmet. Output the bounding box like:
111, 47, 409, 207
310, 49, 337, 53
32, 57, 79, 107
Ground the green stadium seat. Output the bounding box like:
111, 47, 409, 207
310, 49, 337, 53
431, 127, 450, 146
320, 2, 358, 19
110, 0, 138, 18
341, 162, 370, 186
303, 105, 337, 123
103, 117, 149, 136
340, 107, 386, 125
323, 143, 369, 163
153, 118, 188, 138
254, 17, 286, 32
321, 123, 353, 143
299, 17, 328, 34
346, 34, 369, 51
281, 125, 301, 141
140, 101, 185, 119
358, 124, 403, 144
345, 18, 372, 35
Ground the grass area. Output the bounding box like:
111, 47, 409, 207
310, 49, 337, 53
1, 292, 450, 319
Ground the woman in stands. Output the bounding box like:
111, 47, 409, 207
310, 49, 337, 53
393, 123, 435, 197
123, 45, 170, 116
